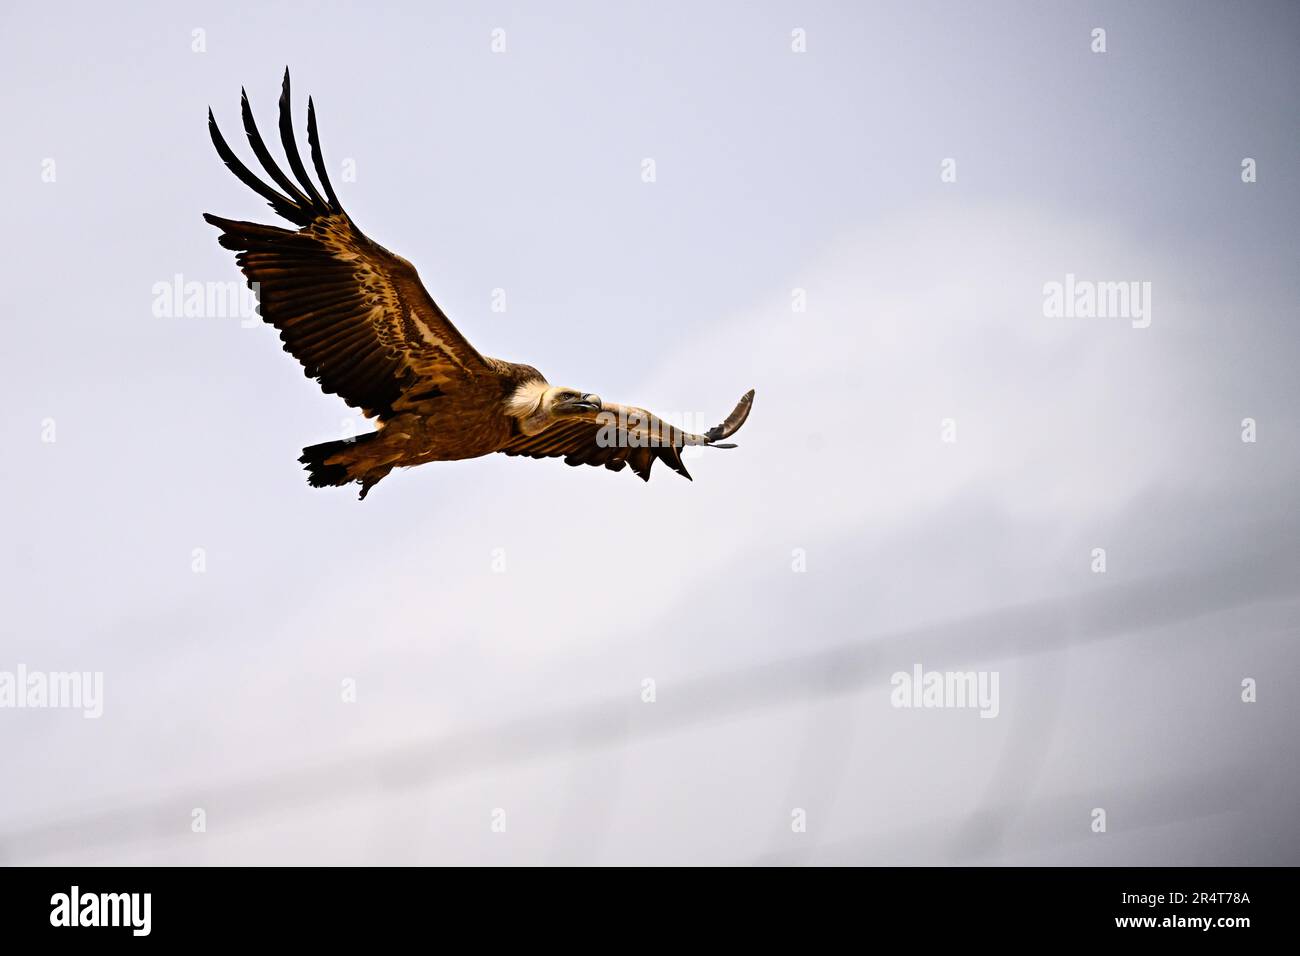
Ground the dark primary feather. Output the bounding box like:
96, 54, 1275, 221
204, 69, 491, 419
240, 87, 309, 206
276, 69, 328, 210
208, 106, 309, 225
307, 97, 343, 212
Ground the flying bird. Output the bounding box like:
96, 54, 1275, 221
204, 70, 753, 499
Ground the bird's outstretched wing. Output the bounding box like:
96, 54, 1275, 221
204, 69, 492, 419
500, 390, 755, 481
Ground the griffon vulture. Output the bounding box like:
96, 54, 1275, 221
204, 70, 753, 499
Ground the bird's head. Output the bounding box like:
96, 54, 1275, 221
547, 387, 603, 417
509, 381, 603, 435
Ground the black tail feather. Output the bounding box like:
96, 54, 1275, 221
298, 433, 387, 500
298, 438, 353, 488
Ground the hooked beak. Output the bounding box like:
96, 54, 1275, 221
570, 393, 602, 411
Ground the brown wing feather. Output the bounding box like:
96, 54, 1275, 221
204, 70, 490, 419
498, 392, 755, 482
500, 419, 668, 479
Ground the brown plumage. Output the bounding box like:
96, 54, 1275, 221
205, 70, 753, 499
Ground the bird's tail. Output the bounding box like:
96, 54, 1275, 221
298, 433, 387, 500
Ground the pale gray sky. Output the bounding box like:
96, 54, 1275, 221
1, 1, 1297, 864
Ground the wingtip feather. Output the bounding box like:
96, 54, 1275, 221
703, 388, 755, 444
276, 68, 327, 209
306, 94, 344, 212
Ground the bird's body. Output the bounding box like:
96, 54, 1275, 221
300, 359, 545, 497
206, 71, 752, 498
